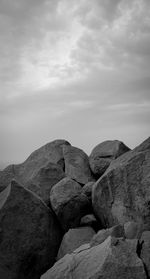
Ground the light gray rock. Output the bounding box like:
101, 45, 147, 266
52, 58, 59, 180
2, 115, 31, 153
90, 224, 124, 247
50, 177, 91, 231
63, 145, 95, 185
92, 137, 150, 229
41, 236, 146, 279
140, 231, 150, 277
89, 140, 130, 178
57, 227, 95, 260
0, 180, 62, 279
80, 214, 100, 231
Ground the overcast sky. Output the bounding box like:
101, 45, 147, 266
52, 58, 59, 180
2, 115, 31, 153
0, 0, 150, 168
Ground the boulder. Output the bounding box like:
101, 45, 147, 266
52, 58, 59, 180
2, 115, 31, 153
26, 162, 65, 206
90, 224, 124, 247
140, 231, 150, 277
57, 227, 95, 260
82, 181, 95, 202
63, 145, 95, 185
92, 137, 150, 228
0, 180, 62, 279
0, 139, 70, 191
80, 214, 100, 231
89, 140, 130, 178
50, 177, 91, 231
41, 236, 146, 279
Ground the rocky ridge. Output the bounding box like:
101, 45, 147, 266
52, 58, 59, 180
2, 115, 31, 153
0, 137, 150, 279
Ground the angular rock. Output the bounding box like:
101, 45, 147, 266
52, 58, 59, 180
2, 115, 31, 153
89, 140, 130, 178
50, 177, 91, 231
0, 180, 62, 279
57, 227, 95, 260
0, 139, 70, 191
41, 236, 146, 279
92, 137, 150, 228
26, 162, 65, 206
140, 231, 150, 277
63, 145, 95, 185
90, 224, 124, 247
82, 181, 95, 202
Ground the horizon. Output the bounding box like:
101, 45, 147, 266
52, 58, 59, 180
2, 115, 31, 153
1, 0, 150, 168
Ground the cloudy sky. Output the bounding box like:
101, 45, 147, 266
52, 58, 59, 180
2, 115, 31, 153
0, 0, 150, 168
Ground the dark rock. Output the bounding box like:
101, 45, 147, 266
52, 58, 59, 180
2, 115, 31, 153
41, 236, 146, 279
80, 214, 100, 231
0, 180, 62, 279
140, 231, 150, 277
92, 137, 150, 228
50, 177, 91, 231
89, 140, 130, 178
63, 145, 95, 185
82, 181, 95, 202
57, 227, 95, 260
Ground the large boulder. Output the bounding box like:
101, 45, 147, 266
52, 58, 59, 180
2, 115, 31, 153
41, 236, 146, 279
26, 162, 65, 206
63, 145, 95, 185
0, 139, 69, 195
89, 140, 130, 178
92, 137, 150, 229
0, 180, 62, 279
140, 231, 150, 278
57, 227, 95, 260
50, 177, 91, 231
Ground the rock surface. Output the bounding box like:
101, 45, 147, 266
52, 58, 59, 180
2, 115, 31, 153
124, 221, 144, 239
0, 180, 62, 279
80, 214, 100, 231
0, 139, 70, 192
89, 140, 130, 178
90, 224, 124, 247
57, 227, 95, 260
41, 236, 146, 279
50, 177, 91, 231
92, 137, 150, 228
82, 181, 95, 202
140, 231, 150, 277
63, 145, 94, 184
26, 162, 65, 205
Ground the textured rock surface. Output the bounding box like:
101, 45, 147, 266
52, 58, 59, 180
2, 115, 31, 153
89, 140, 130, 178
50, 177, 91, 231
41, 236, 146, 279
92, 137, 150, 228
140, 231, 150, 277
63, 145, 95, 185
90, 224, 124, 247
26, 162, 65, 205
57, 227, 95, 260
82, 181, 95, 202
0, 139, 70, 192
124, 221, 144, 239
0, 180, 62, 279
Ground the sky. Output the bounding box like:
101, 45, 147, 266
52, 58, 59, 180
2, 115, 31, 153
0, 0, 150, 168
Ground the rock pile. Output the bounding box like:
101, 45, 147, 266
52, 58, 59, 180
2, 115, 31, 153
0, 137, 150, 279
